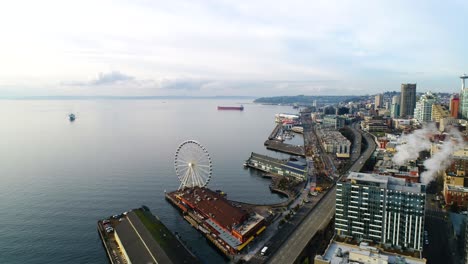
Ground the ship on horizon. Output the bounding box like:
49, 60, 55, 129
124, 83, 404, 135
217, 105, 244, 111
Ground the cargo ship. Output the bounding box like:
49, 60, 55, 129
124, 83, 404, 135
217, 105, 244, 111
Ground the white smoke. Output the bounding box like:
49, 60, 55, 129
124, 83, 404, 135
420, 128, 464, 184
392, 123, 438, 165
392, 124, 465, 184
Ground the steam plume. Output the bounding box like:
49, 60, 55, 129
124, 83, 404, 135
392, 123, 438, 165
420, 128, 464, 184
392, 124, 465, 184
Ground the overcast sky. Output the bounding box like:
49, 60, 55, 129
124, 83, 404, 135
0, 0, 467, 97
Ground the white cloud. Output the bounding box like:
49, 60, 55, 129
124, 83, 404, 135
65, 71, 135, 86
0, 0, 466, 96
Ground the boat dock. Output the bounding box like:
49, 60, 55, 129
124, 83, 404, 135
265, 123, 305, 156
268, 124, 282, 140
264, 140, 305, 157
97, 207, 199, 264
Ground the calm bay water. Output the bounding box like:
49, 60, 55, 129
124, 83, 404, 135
0, 99, 299, 264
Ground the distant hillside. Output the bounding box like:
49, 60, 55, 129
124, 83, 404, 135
254, 95, 362, 105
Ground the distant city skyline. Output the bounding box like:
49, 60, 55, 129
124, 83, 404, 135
0, 0, 467, 97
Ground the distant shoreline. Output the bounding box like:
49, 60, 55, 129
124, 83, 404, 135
0, 96, 257, 100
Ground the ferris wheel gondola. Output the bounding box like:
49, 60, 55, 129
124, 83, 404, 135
174, 140, 213, 190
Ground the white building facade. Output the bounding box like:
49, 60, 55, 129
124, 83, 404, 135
414, 92, 436, 123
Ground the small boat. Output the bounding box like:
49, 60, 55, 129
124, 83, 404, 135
69, 113, 76, 121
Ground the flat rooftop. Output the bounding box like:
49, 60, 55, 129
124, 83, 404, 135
318, 241, 426, 264
447, 184, 468, 193
234, 212, 264, 236
319, 129, 351, 145
347, 172, 424, 194
115, 208, 199, 264
276, 113, 299, 118
347, 172, 389, 186
250, 152, 286, 165
174, 187, 248, 230
115, 216, 161, 264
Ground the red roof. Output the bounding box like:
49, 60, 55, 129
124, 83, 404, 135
176, 187, 247, 230
282, 120, 296, 124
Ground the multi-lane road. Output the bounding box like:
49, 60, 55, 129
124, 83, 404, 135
267, 188, 336, 264
348, 123, 376, 173
265, 121, 376, 264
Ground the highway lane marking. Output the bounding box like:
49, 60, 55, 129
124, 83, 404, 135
127, 216, 159, 264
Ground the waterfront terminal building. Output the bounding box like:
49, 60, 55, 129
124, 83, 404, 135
245, 152, 307, 180
336, 172, 426, 252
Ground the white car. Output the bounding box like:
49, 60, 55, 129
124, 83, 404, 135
261, 246, 268, 256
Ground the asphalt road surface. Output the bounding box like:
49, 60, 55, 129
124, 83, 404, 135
266, 123, 376, 264
349, 127, 376, 173
249, 122, 376, 264
267, 187, 336, 264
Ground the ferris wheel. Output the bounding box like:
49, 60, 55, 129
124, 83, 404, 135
174, 140, 213, 189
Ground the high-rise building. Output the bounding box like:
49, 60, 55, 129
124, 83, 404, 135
414, 91, 436, 123
400, 84, 417, 118
322, 115, 345, 129
375, 94, 383, 109
450, 94, 460, 118
431, 104, 450, 123
336, 172, 426, 251
460, 74, 468, 119
391, 95, 400, 118
385, 102, 391, 110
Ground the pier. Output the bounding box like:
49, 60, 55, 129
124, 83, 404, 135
265, 120, 305, 156
264, 140, 305, 156
97, 207, 199, 264
245, 152, 307, 181
165, 187, 267, 259
268, 124, 282, 140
